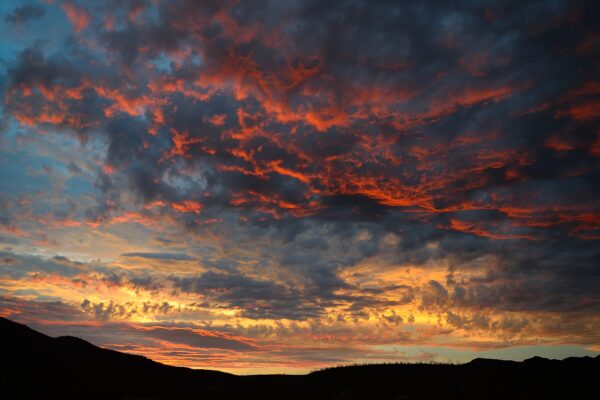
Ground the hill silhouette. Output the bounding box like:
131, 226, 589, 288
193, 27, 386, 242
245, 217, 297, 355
1, 317, 597, 399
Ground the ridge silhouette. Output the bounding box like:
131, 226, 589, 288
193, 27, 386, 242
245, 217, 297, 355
1, 317, 597, 399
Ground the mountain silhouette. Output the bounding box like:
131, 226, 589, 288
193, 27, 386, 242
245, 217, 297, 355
1, 317, 597, 399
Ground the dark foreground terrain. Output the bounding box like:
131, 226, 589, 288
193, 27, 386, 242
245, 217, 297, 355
1, 317, 598, 399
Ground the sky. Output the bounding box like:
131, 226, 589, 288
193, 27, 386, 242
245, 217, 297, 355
0, 0, 598, 374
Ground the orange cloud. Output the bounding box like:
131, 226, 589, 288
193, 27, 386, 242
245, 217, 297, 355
171, 201, 203, 214
61, 2, 91, 32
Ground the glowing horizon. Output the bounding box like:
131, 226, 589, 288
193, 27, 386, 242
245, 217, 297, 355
0, 0, 598, 374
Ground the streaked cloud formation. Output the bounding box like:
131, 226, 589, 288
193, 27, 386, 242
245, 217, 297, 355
0, 0, 599, 373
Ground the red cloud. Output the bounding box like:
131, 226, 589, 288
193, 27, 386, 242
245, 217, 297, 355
61, 2, 91, 33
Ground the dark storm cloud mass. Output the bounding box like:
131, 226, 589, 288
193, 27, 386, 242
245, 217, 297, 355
168, 267, 376, 320
3, 0, 598, 232
0, 0, 599, 369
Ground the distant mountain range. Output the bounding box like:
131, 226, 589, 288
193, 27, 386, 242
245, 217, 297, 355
1, 317, 598, 399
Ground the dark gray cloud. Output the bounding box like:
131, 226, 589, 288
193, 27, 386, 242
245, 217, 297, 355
138, 325, 254, 351
170, 271, 325, 320
4, 4, 45, 25
0, 251, 83, 278
122, 252, 195, 261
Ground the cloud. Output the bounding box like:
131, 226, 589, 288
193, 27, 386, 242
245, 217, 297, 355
170, 271, 325, 320
4, 5, 45, 25
0, 251, 83, 278
121, 252, 195, 261
137, 325, 254, 351
2, 0, 597, 241
61, 2, 90, 33
1, 295, 252, 350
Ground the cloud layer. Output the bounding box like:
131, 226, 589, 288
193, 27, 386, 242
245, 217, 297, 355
0, 0, 599, 372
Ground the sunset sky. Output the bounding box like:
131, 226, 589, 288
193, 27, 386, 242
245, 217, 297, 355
0, 0, 599, 374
